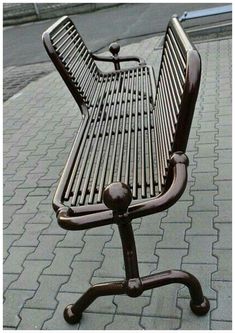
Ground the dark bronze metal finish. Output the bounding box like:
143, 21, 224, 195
42, 15, 210, 325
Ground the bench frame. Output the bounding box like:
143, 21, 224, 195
43, 15, 210, 324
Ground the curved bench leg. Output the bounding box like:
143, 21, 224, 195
64, 281, 125, 324
141, 269, 210, 316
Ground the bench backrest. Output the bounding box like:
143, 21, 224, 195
42, 16, 99, 112
155, 16, 201, 181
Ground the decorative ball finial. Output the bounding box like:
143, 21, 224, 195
103, 182, 132, 214
109, 42, 120, 57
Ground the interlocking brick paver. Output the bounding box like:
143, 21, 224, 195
187, 211, 217, 235
25, 274, 69, 309
74, 235, 110, 262
214, 163, 231, 180
211, 281, 232, 322
213, 223, 231, 249
3, 273, 19, 294
184, 235, 217, 264
94, 248, 124, 278
3, 290, 35, 328
44, 247, 81, 275
212, 249, 232, 281
61, 261, 100, 293
28, 235, 64, 260
214, 200, 231, 222
211, 320, 232, 330
141, 316, 180, 330
157, 223, 190, 249
10, 260, 49, 290
4, 247, 35, 274
106, 314, 143, 330
3, 234, 21, 259
189, 190, 217, 212
18, 308, 54, 330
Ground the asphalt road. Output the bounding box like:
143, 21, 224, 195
3, 3, 231, 67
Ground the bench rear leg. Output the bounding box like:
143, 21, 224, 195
141, 269, 210, 316
64, 281, 125, 324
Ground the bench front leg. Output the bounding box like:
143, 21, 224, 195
64, 280, 126, 324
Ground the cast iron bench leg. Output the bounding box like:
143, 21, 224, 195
141, 270, 210, 316
64, 281, 125, 324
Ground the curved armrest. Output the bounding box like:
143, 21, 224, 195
56, 152, 188, 231
92, 53, 146, 66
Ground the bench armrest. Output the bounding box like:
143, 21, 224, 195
56, 152, 188, 230
91, 42, 146, 70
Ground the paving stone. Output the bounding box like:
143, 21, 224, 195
3, 204, 24, 225
213, 223, 231, 249
3, 234, 21, 259
3, 180, 24, 197
187, 211, 217, 235
57, 230, 86, 248
42, 292, 80, 330
79, 312, 114, 330
211, 281, 232, 322
178, 298, 216, 330
161, 202, 191, 223
135, 211, 165, 235
94, 248, 124, 278
214, 163, 231, 180
154, 249, 187, 270
189, 190, 217, 212
44, 247, 81, 275
215, 180, 231, 200
18, 308, 54, 330
106, 314, 143, 330
85, 224, 113, 236
74, 235, 110, 262
195, 143, 217, 158
16, 195, 47, 214
28, 234, 65, 260
212, 249, 232, 281
135, 235, 161, 262
27, 211, 52, 224
193, 158, 216, 173
114, 295, 149, 315
13, 223, 48, 247
157, 223, 189, 249
183, 235, 217, 264
143, 283, 182, 318
10, 260, 49, 290
41, 217, 67, 235
216, 125, 232, 137
4, 213, 35, 235
211, 320, 232, 330
87, 294, 116, 314
3, 273, 19, 294
25, 274, 69, 309
4, 247, 35, 274
141, 316, 180, 330
197, 132, 216, 144
214, 200, 231, 222
61, 261, 100, 293
190, 172, 217, 191
3, 289, 34, 328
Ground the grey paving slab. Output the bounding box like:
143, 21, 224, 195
3, 31, 232, 330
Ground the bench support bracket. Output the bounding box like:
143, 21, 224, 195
64, 217, 210, 324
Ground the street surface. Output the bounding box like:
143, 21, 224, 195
3, 3, 231, 67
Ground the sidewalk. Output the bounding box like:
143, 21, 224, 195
3, 34, 232, 330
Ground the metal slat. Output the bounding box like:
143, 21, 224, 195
168, 29, 186, 68
133, 68, 139, 199
144, 68, 155, 196
108, 72, 127, 185
165, 43, 183, 101
79, 76, 115, 205
56, 30, 77, 56
116, 71, 131, 182
140, 68, 146, 198
166, 35, 185, 84
75, 57, 93, 88
64, 76, 106, 200
97, 73, 123, 203
51, 21, 71, 40
68, 43, 86, 72
63, 38, 81, 64
124, 70, 136, 186
88, 74, 118, 203
52, 25, 74, 46
151, 101, 162, 192
71, 78, 109, 206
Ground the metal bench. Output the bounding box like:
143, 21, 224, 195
42, 15, 210, 324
